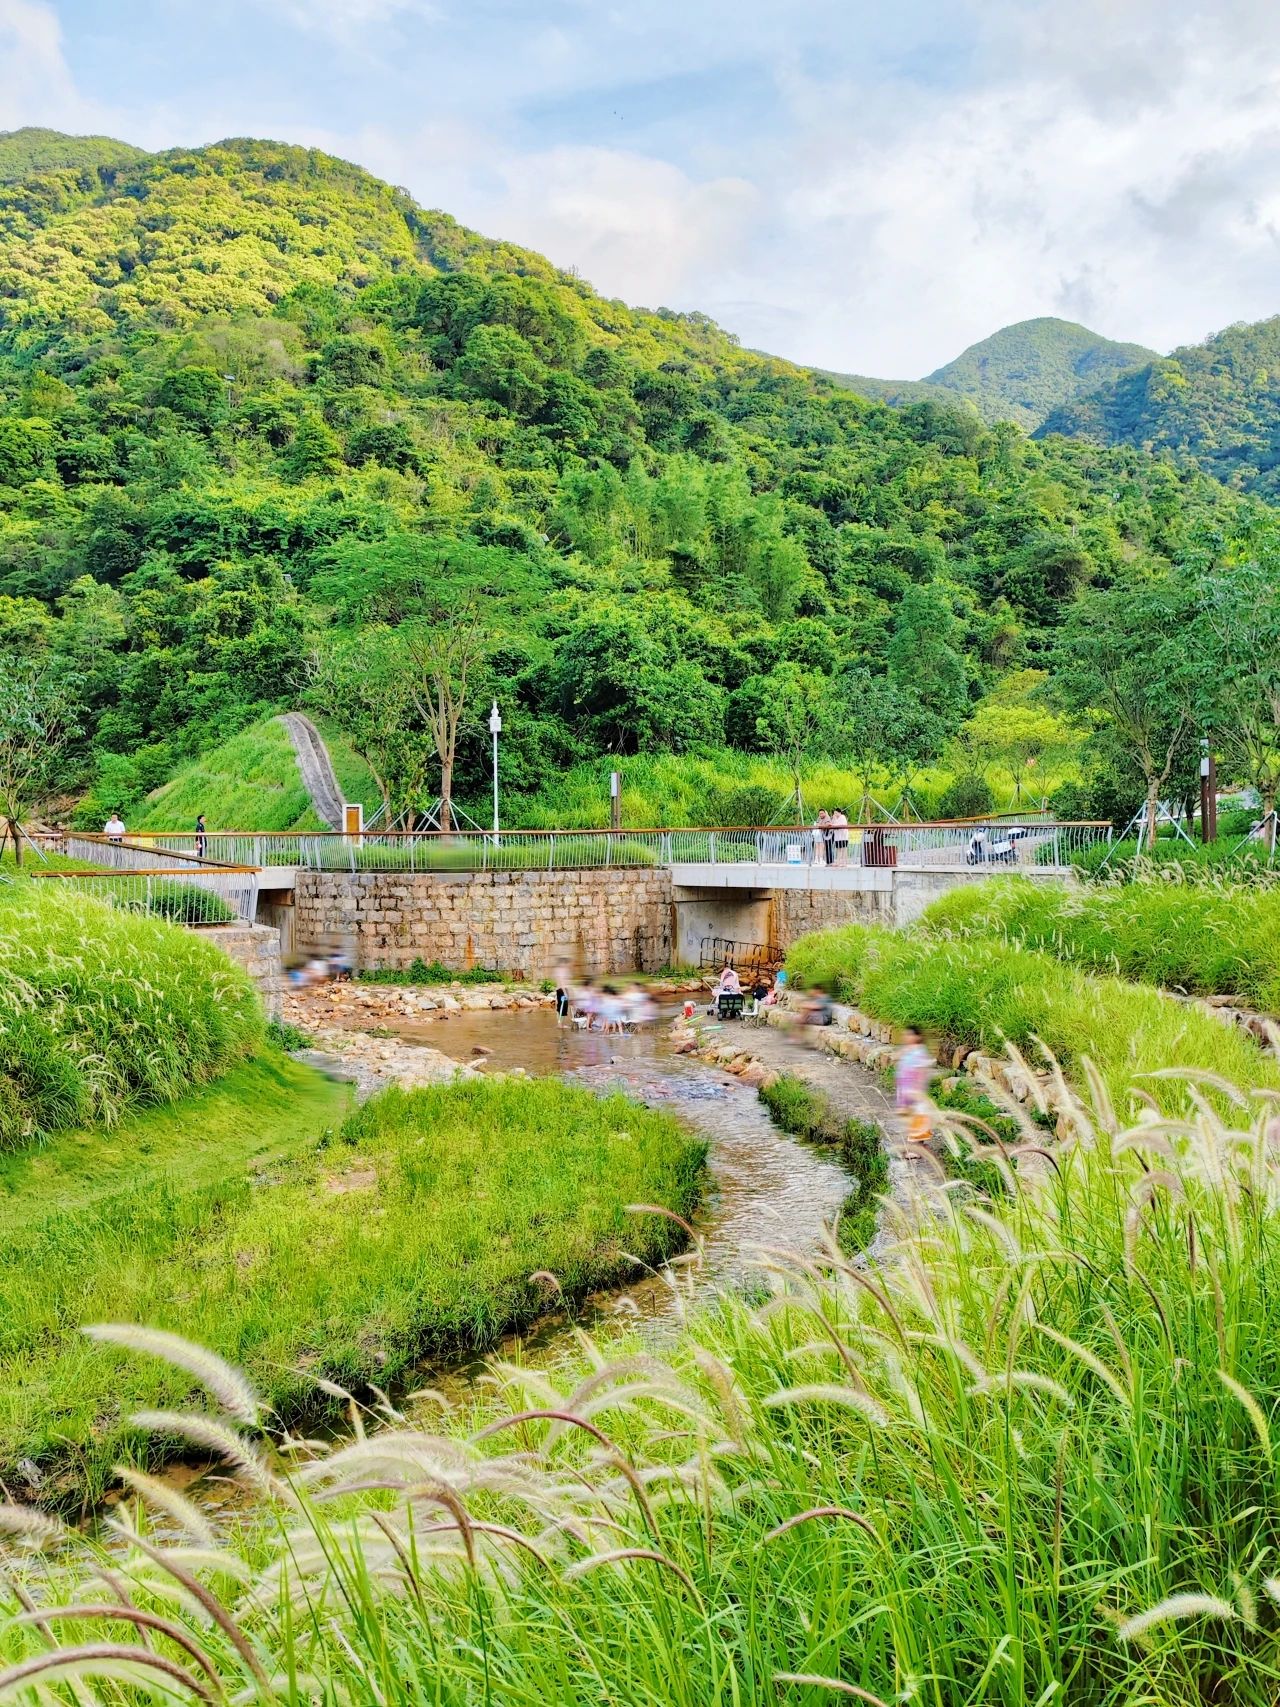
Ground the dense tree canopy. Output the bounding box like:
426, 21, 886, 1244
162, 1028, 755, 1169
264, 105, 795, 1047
0, 131, 1262, 825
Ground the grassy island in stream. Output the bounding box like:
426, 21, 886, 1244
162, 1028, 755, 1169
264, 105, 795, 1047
0, 1061, 705, 1508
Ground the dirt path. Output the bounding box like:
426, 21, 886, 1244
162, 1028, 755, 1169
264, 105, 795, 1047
278, 712, 344, 829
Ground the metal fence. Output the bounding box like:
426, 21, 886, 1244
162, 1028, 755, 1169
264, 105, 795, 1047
26, 868, 260, 925
66, 820, 1111, 875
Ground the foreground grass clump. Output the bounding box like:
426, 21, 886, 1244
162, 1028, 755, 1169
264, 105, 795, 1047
0, 1067, 704, 1504
924, 874, 1280, 1010
0, 883, 263, 1146
8, 1069, 1280, 1704
785, 922, 1280, 1116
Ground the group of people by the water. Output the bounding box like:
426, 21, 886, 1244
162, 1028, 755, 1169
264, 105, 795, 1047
811, 809, 852, 866
554, 966, 658, 1033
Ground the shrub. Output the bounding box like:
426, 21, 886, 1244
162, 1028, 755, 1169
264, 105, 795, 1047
935, 773, 994, 820
136, 880, 237, 925
0, 884, 263, 1146
922, 874, 1280, 1012
704, 783, 787, 827
357, 958, 502, 986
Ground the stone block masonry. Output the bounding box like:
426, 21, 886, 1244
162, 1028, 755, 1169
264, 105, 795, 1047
294, 869, 674, 978
194, 922, 284, 1018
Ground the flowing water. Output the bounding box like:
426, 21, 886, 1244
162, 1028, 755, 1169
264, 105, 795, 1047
123, 1006, 857, 1530
396, 1004, 854, 1291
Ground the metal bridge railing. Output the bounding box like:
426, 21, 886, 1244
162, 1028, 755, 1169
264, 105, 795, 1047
66, 820, 1111, 875
26, 868, 260, 926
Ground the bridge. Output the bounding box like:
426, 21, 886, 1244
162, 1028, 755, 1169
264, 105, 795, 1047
24, 819, 1105, 976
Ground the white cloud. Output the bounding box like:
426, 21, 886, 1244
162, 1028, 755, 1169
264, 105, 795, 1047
7, 0, 1280, 375
0, 0, 81, 127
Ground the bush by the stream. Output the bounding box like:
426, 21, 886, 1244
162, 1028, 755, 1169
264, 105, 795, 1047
357, 958, 504, 987
759, 1072, 888, 1254
922, 874, 1280, 1012
784, 922, 1280, 1118
0, 884, 263, 1145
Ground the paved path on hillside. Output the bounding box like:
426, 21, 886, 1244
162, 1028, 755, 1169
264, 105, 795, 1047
278, 712, 344, 829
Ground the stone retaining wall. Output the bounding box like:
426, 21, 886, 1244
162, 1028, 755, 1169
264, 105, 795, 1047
195, 922, 284, 1018
294, 868, 674, 978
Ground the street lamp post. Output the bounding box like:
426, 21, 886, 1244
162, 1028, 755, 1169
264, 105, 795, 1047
489, 700, 502, 843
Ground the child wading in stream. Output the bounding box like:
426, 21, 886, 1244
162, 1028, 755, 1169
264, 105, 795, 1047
895, 1027, 932, 1143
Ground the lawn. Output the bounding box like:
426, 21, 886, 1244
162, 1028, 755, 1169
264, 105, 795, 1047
0, 1060, 705, 1508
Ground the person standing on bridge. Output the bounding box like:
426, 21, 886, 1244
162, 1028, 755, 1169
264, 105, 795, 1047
831, 807, 850, 866
194, 813, 207, 859
103, 811, 126, 845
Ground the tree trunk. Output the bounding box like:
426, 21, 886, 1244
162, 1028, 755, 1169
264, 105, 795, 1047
5, 818, 21, 867
1265, 785, 1277, 855
440, 759, 453, 834
1145, 777, 1160, 850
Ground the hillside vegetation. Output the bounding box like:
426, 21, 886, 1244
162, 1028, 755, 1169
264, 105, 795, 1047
128, 714, 380, 831
1039, 316, 1280, 497
831, 317, 1155, 429
0, 132, 1251, 831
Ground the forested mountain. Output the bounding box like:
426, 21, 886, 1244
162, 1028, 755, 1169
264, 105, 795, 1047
827, 319, 1155, 430
0, 130, 1251, 825
0, 128, 148, 185
1038, 317, 1280, 498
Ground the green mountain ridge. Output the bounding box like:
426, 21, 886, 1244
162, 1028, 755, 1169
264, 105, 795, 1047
0, 127, 150, 185
827, 318, 1157, 430
0, 129, 1248, 831
1036, 316, 1280, 498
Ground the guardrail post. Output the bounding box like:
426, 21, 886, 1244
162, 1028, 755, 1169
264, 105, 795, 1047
549, 834, 556, 870
348, 836, 356, 875
709, 831, 717, 865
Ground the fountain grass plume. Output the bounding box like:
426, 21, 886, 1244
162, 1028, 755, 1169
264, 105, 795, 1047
6, 1058, 1280, 1700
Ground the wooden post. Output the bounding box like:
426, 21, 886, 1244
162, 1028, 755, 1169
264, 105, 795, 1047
610, 771, 621, 832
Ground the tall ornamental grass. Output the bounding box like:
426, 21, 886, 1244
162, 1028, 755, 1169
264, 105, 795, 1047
785, 922, 1280, 1116
0, 1073, 705, 1503
923, 875, 1280, 1012
0, 884, 263, 1146
5, 1066, 1280, 1703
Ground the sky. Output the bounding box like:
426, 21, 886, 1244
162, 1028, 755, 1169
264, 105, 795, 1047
2, 0, 1280, 375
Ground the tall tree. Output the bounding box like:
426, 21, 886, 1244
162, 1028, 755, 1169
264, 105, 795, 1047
306, 629, 428, 825
1200, 533, 1280, 845
402, 600, 488, 832
836, 668, 943, 818
1053, 577, 1207, 848
754, 664, 835, 823
0, 653, 81, 862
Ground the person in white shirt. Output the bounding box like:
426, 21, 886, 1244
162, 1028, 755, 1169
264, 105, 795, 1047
103, 813, 126, 844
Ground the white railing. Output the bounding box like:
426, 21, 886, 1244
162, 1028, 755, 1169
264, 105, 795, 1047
66, 820, 1110, 875
26, 868, 260, 925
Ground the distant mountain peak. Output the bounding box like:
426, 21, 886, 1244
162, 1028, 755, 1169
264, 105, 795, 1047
824, 317, 1157, 430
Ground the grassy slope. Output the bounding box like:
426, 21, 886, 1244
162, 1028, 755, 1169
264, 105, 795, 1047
131, 715, 381, 831
921, 875, 1280, 1012
785, 922, 1280, 1118
0, 1061, 705, 1507
506, 751, 1080, 829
